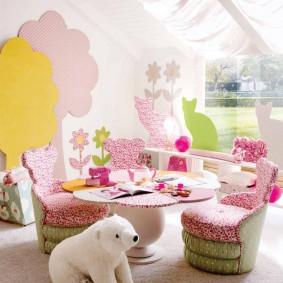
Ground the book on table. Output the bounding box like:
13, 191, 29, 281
89, 184, 153, 200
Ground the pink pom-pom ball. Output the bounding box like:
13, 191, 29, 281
175, 136, 191, 152
269, 184, 282, 203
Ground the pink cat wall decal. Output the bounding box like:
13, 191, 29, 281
135, 96, 168, 148
19, 11, 99, 179
255, 101, 283, 169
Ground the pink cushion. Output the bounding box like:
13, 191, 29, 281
42, 192, 109, 227
181, 203, 253, 242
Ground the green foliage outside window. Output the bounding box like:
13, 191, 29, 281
205, 55, 283, 153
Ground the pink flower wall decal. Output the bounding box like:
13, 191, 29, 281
144, 61, 162, 109
69, 128, 91, 175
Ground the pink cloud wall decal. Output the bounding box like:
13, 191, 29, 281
19, 11, 99, 179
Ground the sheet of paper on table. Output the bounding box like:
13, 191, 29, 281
154, 174, 218, 190
165, 176, 206, 187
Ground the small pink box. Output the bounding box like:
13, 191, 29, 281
89, 167, 111, 186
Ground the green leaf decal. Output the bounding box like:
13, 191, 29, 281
104, 153, 111, 165
92, 155, 103, 166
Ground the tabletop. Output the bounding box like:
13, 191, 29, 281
72, 170, 219, 208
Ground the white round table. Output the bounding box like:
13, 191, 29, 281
72, 170, 219, 264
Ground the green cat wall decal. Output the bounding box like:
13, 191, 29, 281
182, 97, 219, 151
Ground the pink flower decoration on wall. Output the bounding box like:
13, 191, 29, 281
19, 11, 99, 179
144, 62, 162, 109
69, 128, 91, 175
231, 137, 267, 163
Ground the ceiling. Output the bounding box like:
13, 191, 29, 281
66, 0, 283, 60
66, 0, 197, 59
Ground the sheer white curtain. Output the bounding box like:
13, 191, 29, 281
139, 0, 283, 58
139, 0, 254, 59
234, 0, 283, 53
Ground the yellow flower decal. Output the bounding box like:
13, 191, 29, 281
145, 62, 161, 84
163, 60, 180, 83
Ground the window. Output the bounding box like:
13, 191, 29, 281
205, 55, 283, 153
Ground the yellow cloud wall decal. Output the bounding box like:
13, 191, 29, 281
0, 37, 58, 169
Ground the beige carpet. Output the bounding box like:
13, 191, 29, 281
1, 205, 283, 283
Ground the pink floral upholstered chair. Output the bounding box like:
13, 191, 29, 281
181, 158, 278, 274
104, 138, 146, 170
22, 146, 110, 253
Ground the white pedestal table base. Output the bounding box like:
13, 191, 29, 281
115, 206, 165, 264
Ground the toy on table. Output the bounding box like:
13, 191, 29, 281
86, 167, 113, 187
155, 182, 191, 197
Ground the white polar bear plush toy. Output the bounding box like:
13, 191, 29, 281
49, 214, 139, 283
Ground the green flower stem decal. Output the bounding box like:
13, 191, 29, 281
144, 61, 162, 109
163, 60, 182, 116
92, 127, 111, 166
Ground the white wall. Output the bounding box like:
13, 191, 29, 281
0, 0, 136, 179
0, 0, 199, 179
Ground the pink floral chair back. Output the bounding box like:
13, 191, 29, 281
255, 158, 278, 203
21, 145, 110, 254
22, 146, 58, 197
104, 138, 145, 170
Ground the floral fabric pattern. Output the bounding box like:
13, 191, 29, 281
231, 137, 267, 163
181, 158, 278, 243
22, 146, 109, 227
220, 192, 263, 210
116, 193, 178, 208
43, 192, 109, 226
22, 146, 57, 188
104, 138, 145, 170
181, 203, 254, 242
255, 158, 278, 202
135, 96, 168, 148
